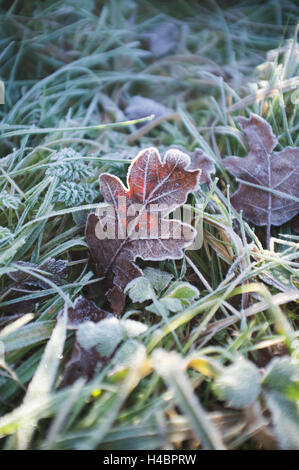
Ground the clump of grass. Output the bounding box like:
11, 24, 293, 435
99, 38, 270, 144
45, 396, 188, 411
0, 0, 298, 450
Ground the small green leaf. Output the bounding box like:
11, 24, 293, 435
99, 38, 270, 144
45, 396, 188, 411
77, 318, 123, 356
213, 357, 261, 409
0, 226, 13, 242
263, 357, 299, 394
160, 297, 183, 312
265, 390, 299, 450
143, 267, 173, 293
77, 318, 147, 357
165, 281, 199, 301
122, 319, 148, 339
0, 191, 21, 210
125, 276, 153, 303
113, 339, 145, 367
46, 161, 93, 181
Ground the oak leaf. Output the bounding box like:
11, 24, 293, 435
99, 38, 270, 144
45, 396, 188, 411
142, 22, 179, 58
169, 146, 215, 184
61, 297, 147, 385
66, 296, 112, 329
86, 147, 200, 312
2, 258, 67, 314
223, 114, 299, 239
61, 297, 113, 386
125, 96, 172, 122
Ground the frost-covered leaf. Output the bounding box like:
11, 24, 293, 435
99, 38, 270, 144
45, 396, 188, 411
164, 281, 199, 301
2, 258, 67, 315
146, 281, 199, 314
77, 317, 147, 357
77, 318, 123, 356
125, 276, 153, 303
259, 357, 299, 449
50, 147, 81, 161
113, 339, 146, 367
0, 226, 13, 242
292, 214, 299, 234
223, 114, 299, 231
213, 357, 261, 409
125, 96, 172, 121
147, 297, 182, 315
8, 258, 67, 288
143, 22, 179, 58
46, 161, 93, 181
53, 182, 97, 206
169, 147, 216, 184
3, 258, 67, 314
263, 356, 299, 394
86, 147, 200, 313
265, 390, 299, 450
60, 342, 105, 387
122, 319, 148, 338
143, 267, 173, 293
160, 297, 183, 312
66, 296, 112, 329
0, 191, 21, 210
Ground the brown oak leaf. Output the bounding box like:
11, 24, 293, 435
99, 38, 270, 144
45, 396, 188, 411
125, 96, 172, 122
223, 114, 299, 243
169, 146, 216, 184
292, 215, 299, 234
61, 297, 114, 386
86, 147, 200, 312
2, 258, 67, 314
60, 342, 109, 387
66, 296, 112, 329
142, 22, 179, 58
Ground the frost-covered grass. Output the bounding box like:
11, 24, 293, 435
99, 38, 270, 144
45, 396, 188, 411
0, 0, 298, 450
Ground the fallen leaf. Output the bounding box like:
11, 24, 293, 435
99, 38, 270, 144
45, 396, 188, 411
169, 146, 216, 184
61, 298, 147, 385
1, 258, 68, 314
125, 96, 172, 121
8, 258, 67, 288
292, 215, 299, 234
66, 296, 112, 329
60, 342, 106, 386
86, 147, 200, 312
61, 297, 113, 386
143, 22, 179, 58
223, 114, 299, 244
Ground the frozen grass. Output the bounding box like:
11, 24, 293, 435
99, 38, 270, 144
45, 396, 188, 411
0, 0, 298, 450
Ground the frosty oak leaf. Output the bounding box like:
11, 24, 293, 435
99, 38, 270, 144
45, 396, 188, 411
85, 147, 201, 313
223, 113, 299, 244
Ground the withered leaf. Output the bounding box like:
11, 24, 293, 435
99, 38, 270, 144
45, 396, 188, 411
2, 258, 67, 314
223, 114, 299, 233
143, 22, 179, 58
125, 96, 172, 121
169, 146, 216, 184
61, 297, 113, 386
292, 215, 299, 234
86, 147, 200, 312
66, 296, 112, 329
60, 342, 108, 387
8, 258, 67, 288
